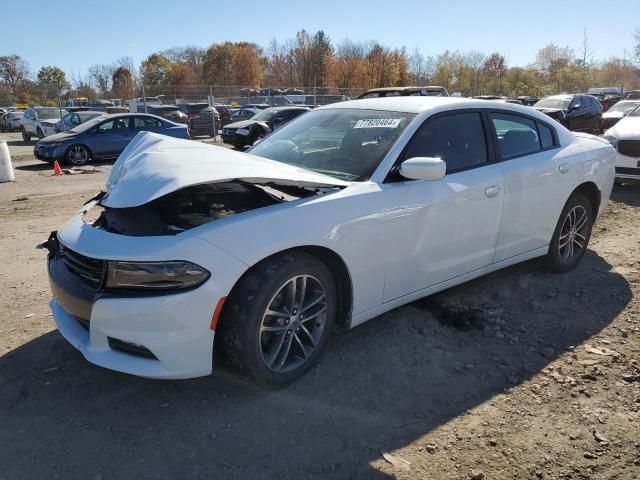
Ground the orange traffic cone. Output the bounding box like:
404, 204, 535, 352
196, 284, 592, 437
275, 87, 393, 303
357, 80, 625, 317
52, 161, 63, 176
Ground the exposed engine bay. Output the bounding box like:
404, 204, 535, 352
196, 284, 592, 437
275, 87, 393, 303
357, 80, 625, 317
87, 182, 327, 236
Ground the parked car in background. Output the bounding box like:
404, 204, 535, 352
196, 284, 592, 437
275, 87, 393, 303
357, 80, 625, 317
134, 96, 163, 109
358, 86, 449, 99
473, 96, 522, 104
516, 96, 540, 106
42, 97, 614, 385
22, 107, 68, 140
146, 105, 189, 125
178, 103, 219, 137
603, 105, 640, 182
221, 106, 309, 148
600, 100, 640, 131
33, 113, 190, 166
214, 104, 233, 126
230, 107, 260, 122
243, 103, 270, 110
0, 111, 24, 131
624, 90, 640, 100
55, 111, 106, 133
534, 94, 602, 133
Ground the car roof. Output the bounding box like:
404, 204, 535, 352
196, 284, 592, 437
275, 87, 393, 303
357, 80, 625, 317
265, 106, 310, 111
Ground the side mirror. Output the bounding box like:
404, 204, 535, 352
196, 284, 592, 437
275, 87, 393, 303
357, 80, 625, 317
399, 157, 446, 181
569, 104, 580, 111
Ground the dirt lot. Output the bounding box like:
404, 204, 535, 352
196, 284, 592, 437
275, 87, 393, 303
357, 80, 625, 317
0, 142, 639, 479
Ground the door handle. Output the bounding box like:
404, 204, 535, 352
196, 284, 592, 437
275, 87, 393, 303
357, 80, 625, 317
485, 185, 501, 198
559, 163, 570, 174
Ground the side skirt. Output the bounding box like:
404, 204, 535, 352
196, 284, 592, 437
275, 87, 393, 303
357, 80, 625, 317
349, 246, 549, 328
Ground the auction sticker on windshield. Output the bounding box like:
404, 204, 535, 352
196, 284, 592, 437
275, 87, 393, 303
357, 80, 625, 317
354, 118, 402, 129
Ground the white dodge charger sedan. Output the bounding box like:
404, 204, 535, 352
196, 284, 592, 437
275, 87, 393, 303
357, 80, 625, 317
603, 103, 640, 181
43, 97, 615, 386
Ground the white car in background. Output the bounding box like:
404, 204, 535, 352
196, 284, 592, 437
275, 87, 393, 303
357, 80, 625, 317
0, 110, 23, 131
601, 100, 640, 131
42, 97, 615, 386
22, 106, 68, 140
604, 104, 640, 181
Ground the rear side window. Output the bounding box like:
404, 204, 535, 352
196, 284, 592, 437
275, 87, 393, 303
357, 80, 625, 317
404, 112, 488, 173
490, 113, 541, 159
538, 123, 555, 149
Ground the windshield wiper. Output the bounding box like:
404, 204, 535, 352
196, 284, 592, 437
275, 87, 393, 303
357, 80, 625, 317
302, 167, 358, 181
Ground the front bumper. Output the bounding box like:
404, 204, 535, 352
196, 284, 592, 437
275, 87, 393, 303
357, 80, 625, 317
46, 203, 248, 379
34, 143, 66, 162
614, 151, 640, 180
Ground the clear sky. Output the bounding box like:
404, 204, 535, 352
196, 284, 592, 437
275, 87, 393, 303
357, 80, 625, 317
3, 0, 639, 76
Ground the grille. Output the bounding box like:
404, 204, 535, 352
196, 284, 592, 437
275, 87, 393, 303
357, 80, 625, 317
618, 140, 640, 158
61, 246, 105, 289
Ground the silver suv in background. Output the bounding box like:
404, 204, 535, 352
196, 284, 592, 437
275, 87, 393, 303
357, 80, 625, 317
22, 106, 68, 141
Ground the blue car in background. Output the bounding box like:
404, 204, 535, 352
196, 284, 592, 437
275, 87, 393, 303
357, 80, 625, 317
34, 113, 190, 165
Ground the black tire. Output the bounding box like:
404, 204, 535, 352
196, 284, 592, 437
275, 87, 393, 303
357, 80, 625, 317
21, 127, 31, 142
36, 127, 44, 139
218, 251, 337, 387
591, 118, 601, 135
545, 193, 593, 273
64, 144, 91, 166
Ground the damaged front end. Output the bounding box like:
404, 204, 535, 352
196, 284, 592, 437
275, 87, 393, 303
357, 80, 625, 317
89, 181, 321, 236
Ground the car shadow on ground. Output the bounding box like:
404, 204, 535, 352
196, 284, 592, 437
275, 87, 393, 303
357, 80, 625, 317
6, 139, 35, 147
15, 159, 115, 172
0, 252, 630, 479
612, 182, 640, 207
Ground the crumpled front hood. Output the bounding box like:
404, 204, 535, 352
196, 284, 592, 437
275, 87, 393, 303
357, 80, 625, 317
101, 132, 349, 208
535, 108, 565, 116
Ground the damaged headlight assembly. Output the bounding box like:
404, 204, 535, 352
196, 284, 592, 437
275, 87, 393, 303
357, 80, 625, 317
105, 260, 210, 290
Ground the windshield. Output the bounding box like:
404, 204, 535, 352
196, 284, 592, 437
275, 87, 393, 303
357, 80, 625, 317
253, 109, 278, 121
534, 97, 571, 110
37, 108, 67, 120
630, 105, 640, 117
607, 101, 640, 115
249, 108, 416, 181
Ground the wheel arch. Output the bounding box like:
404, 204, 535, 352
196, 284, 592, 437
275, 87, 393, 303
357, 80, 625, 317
572, 181, 601, 218
219, 245, 354, 331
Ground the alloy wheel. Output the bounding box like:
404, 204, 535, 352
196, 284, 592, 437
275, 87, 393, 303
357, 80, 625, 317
67, 146, 89, 165
558, 205, 589, 262
259, 274, 328, 373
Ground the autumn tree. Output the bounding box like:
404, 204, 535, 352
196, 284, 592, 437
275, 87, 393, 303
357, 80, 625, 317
483, 53, 507, 94
0, 55, 30, 94
112, 66, 134, 99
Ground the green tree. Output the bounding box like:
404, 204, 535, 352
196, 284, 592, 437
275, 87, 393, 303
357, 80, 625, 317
36, 66, 70, 89
140, 53, 171, 87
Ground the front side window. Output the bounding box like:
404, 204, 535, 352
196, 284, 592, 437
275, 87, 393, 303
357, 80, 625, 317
97, 118, 130, 132
403, 112, 488, 173
491, 113, 542, 159
249, 108, 415, 181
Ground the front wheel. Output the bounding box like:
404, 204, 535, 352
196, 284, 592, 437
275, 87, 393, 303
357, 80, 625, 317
65, 144, 91, 166
545, 193, 593, 273
21, 127, 31, 142
218, 252, 337, 387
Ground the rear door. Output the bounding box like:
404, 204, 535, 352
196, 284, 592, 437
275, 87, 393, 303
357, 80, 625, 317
489, 111, 566, 261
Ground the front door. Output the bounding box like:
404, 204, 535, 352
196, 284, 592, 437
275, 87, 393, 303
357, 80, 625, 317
380, 111, 505, 302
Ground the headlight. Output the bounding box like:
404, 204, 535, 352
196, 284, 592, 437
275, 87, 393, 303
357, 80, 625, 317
604, 135, 618, 148
47, 141, 66, 147
105, 260, 210, 290
236, 128, 250, 136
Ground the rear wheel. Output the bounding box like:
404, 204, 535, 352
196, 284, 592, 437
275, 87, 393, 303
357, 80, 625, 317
545, 193, 593, 273
65, 144, 91, 166
591, 118, 601, 135
21, 127, 31, 142
218, 252, 336, 387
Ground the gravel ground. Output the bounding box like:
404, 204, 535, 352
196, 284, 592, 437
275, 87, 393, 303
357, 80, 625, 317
0, 150, 638, 480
